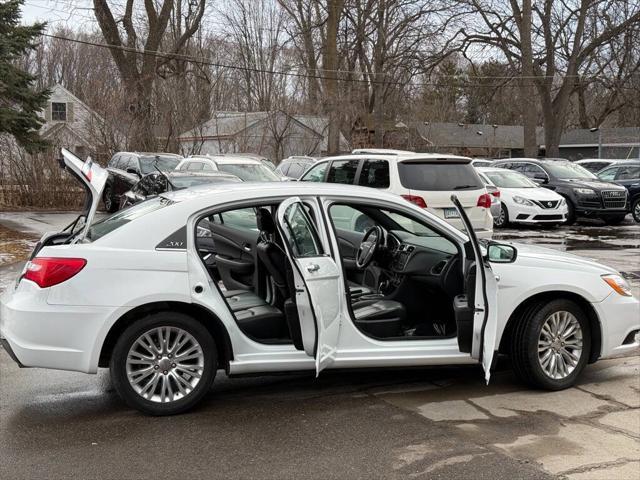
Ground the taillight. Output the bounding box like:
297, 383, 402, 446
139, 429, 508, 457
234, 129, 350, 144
23, 257, 87, 288
401, 194, 428, 208
490, 190, 500, 198
477, 193, 492, 209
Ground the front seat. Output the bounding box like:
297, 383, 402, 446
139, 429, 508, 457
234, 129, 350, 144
352, 299, 406, 338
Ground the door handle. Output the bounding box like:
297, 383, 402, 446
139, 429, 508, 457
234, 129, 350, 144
242, 243, 251, 252
306, 263, 320, 273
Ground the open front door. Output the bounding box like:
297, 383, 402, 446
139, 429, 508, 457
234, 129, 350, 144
276, 197, 342, 375
452, 195, 499, 382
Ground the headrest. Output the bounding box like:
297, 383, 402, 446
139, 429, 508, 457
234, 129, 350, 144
256, 207, 276, 234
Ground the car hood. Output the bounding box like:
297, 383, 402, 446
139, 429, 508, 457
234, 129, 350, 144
509, 242, 617, 274
558, 178, 626, 191
500, 187, 563, 201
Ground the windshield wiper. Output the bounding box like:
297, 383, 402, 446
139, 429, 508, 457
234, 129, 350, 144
454, 184, 477, 190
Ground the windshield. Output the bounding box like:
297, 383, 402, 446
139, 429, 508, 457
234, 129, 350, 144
484, 170, 537, 188
86, 196, 174, 241
544, 162, 596, 180
139, 156, 181, 174
170, 175, 240, 188
218, 164, 280, 181
398, 162, 483, 191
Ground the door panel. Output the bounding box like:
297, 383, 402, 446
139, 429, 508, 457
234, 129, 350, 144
276, 197, 342, 374
209, 215, 260, 291
452, 195, 499, 382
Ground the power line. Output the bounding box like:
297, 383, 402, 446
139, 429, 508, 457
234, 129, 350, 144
41, 31, 633, 90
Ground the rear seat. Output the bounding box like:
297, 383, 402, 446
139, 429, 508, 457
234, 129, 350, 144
223, 290, 287, 339
223, 290, 267, 312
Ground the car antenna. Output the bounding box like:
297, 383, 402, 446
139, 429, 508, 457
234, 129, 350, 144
153, 156, 176, 189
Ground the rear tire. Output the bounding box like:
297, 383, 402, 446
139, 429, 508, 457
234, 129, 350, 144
110, 311, 217, 415
510, 298, 591, 390
633, 198, 640, 223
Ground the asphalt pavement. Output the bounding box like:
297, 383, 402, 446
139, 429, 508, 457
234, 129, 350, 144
1, 213, 639, 479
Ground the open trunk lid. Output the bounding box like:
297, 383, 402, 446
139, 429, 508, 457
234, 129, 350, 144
59, 148, 108, 241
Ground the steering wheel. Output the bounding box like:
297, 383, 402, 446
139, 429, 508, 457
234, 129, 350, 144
356, 226, 384, 269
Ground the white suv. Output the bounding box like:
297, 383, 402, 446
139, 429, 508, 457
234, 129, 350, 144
176, 154, 281, 182
300, 150, 494, 238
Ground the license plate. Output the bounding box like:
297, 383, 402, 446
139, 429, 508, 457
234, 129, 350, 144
444, 208, 461, 219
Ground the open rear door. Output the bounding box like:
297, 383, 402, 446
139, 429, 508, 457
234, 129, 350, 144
276, 197, 342, 375
452, 195, 498, 382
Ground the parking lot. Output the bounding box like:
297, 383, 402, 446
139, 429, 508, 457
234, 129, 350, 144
1, 213, 639, 479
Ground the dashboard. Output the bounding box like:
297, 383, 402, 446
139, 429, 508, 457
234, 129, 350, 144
385, 230, 458, 277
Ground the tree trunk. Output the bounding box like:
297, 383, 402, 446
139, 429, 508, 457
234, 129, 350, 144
519, 0, 537, 157
324, 0, 343, 155
125, 80, 156, 151
543, 110, 563, 158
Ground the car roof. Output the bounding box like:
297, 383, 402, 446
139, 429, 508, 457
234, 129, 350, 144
166, 171, 241, 180
476, 166, 521, 173
319, 152, 473, 164
186, 155, 264, 165
118, 152, 183, 158
495, 157, 571, 164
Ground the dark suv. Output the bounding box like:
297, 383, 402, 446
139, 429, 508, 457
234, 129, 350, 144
596, 161, 640, 223
103, 152, 183, 212
493, 158, 628, 224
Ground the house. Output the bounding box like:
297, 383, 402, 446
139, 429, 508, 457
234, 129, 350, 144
39, 84, 113, 163
178, 111, 349, 161
352, 118, 524, 158
540, 127, 640, 161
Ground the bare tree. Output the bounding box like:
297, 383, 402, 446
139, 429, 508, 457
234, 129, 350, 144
458, 0, 640, 156
92, 0, 206, 151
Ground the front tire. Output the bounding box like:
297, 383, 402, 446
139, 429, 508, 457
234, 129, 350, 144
110, 311, 217, 415
633, 198, 640, 223
564, 199, 576, 225
510, 298, 591, 390
494, 204, 509, 228
603, 214, 626, 225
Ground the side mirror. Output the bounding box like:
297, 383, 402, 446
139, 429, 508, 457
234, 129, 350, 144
532, 174, 548, 184
487, 242, 517, 263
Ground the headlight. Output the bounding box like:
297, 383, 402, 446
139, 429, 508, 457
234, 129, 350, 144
602, 274, 633, 297
513, 196, 534, 206
197, 226, 212, 238
574, 188, 595, 195
558, 197, 566, 206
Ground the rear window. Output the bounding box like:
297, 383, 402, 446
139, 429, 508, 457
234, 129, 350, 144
139, 155, 181, 174
218, 164, 280, 181
398, 162, 483, 191
87, 196, 174, 241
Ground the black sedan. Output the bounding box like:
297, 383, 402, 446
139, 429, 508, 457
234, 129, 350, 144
119, 171, 242, 210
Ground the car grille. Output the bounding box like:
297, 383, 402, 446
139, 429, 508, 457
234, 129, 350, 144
533, 199, 560, 209
601, 190, 627, 209
533, 214, 564, 221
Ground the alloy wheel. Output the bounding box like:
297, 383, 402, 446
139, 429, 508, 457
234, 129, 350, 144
634, 201, 640, 223
126, 326, 204, 403
537, 311, 583, 380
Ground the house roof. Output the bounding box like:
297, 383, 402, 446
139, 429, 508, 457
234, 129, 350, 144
554, 127, 640, 147
413, 122, 525, 149
178, 111, 349, 151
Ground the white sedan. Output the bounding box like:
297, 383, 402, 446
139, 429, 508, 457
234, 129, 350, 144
477, 167, 568, 227
1, 150, 638, 415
